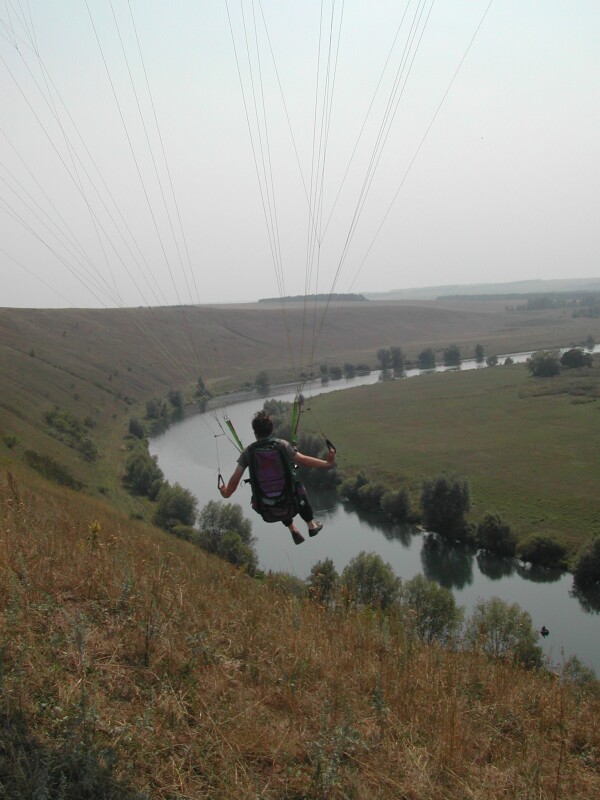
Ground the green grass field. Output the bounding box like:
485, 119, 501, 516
309, 362, 600, 553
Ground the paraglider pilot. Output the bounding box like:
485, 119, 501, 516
219, 411, 336, 545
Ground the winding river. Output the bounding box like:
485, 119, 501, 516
150, 347, 600, 671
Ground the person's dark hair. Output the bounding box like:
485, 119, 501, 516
252, 411, 273, 439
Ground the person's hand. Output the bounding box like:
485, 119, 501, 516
326, 448, 336, 465
219, 484, 227, 497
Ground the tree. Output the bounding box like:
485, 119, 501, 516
307, 558, 339, 604
560, 348, 593, 369
517, 534, 568, 569
527, 351, 560, 377
153, 482, 198, 530
585, 335, 596, 351
196, 500, 253, 549
573, 534, 600, 590
128, 417, 146, 439
486, 354, 498, 367
390, 346, 405, 374
464, 596, 543, 668
417, 348, 436, 370
343, 362, 356, 379
400, 574, 463, 644
443, 344, 461, 367
421, 476, 470, 541
123, 449, 163, 496
376, 348, 392, 370
341, 551, 401, 609
255, 370, 271, 396
476, 513, 516, 557
474, 343, 485, 363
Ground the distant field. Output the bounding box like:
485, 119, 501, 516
1, 301, 599, 522
308, 361, 600, 553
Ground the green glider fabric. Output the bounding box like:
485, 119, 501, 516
225, 418, 244, 452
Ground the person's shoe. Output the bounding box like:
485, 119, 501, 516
308, 522, 323, 537
291, 529, 305, 545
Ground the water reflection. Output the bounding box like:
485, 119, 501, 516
571, 585, 600, 614
515, 563, 563, 584
421, 534, 474, 590
476, 552, 516, 581
337, 500, 417, 546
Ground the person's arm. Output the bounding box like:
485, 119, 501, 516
294, 448, 336, 469
219, 464, 245, 497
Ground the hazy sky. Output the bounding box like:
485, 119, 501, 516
1, 1, 599, 308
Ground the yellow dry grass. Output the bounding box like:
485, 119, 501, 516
1, 469, 598, 798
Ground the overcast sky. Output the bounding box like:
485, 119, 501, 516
1, 1, 599, 308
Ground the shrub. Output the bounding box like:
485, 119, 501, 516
195, 501, 255, 567
421, 476, 470, 541
339, 471, 369, 503
23, 450, 83, 490
443, 344, 461, 367
128, 417, 146, 439
306, 558, 339, 604
153, 482, 198, 530
573, 534, 600, 590
476, 513, 516, 557
560, 348, 593, 369
380, 488, 411, 523
123, 449, 163, 496
400, 574, 463, 644
341, 551, 401, 610
517, 533, 568, 569
417, 348, 436, 370
527, 351, 560, 377
356, 481, 387, 512
2, 434, 17, 449
464, 596, 543, 669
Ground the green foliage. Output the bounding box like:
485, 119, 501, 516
376, 348, 392, 370
356, 481, 387, 512
329, 365, 343, 380
390, 346, 405, 373
343, 362, 356, 378
195, 501, 257, 573
517, 533, 568, 569
464, 596, 543, 669
421, 476, 470, 541
476, 513, 516, 557
153, 482, 198, 530
339, 471, 369, 503
145, 397, 167, 420
306, 558, 339, 604
123, 448, 164, 496
168, 389, 184, 409
475, 343, 485, 362
23, 450, 83, 490
443, 344, 461, 367
255, 370, 271, 396
562, 655, 598, 693
527, 350, 560, 377
128, 417, 146, 439
43, 406, 98, 461
341, 551, 401, 610
417, 347, 436, 370
380, 488, 412, 523
400, 574, 463, 644
573, 534, 600, 590
560, 348, 593, 369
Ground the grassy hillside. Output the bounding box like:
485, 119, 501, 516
1, 469, 599, 798
309, 362, 600, 554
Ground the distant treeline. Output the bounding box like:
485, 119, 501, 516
438, 291, 600, 315
258, 293, 367, 304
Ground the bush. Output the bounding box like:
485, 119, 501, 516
573, 534, 600, 590
153, 482, 198, 530
443, 344, 461, 367
380, 488, 411, 523
128, 417, 146, 439
527, 351, 560, 377
417, 348, 436, 370
356, 481, 387, 512
306, 558, 339, 604
341, 551, 401, 610
476, 513, 516, 557
421, 476, 470, 541
400, 574, 463, 644
24, 450, 83, 490
517, 533, 568, 569
560, 348, 593, 368
2, 434, 17, 449
195, 501, 256, 573
464, 596, 543, 669
123, 449, 164, 496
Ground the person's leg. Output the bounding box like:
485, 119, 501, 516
295, 484, 323, 535
282, 515, 305, 544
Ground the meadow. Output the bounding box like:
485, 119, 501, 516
308, 361, 600, 554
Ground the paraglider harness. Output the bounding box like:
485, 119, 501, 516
245, 438, 301, 524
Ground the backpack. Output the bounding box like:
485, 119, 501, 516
246, 438, 299, 523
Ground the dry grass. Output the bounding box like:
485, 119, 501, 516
1, 469, 599, 798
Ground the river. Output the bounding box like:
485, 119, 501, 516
150, 346, 600, 671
